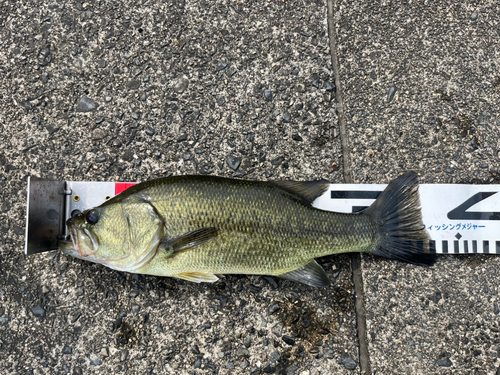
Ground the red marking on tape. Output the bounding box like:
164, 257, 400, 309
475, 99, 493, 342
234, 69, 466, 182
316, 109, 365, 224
115, 183, 137, 195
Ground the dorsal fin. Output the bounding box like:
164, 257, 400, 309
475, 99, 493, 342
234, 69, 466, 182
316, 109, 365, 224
272, 180, 330, 205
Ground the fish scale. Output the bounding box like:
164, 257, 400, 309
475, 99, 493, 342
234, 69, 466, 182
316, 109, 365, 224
123, 177, 374, 275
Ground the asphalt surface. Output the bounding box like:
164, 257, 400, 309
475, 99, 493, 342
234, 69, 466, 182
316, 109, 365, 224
1, 0, 499, 374
336, 1, 500, 374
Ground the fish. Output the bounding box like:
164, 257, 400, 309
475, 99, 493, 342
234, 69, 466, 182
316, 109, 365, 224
61, 171, 434, 287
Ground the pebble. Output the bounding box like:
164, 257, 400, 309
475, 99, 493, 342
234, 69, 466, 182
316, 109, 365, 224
32, 305, 45, 318
324, 81, 334, 92
282, 336, 295, 346
263, 363, 276, 374
225, 361, 235, 369
96, 156, 107, 163
227, 155, 241, 171
332, 268, 341, 279
470, 12, 478, 21
312, 74, 319, 88
76, 96, 98, 112
217, 61, 228, 71
341, 356, 357, 370
62, 346, 72, 355
286, 365, 298, 375
177, 134, 188, 142
387, 86, 397, 103
264, 89, 273, 101
89, 357, 102, 366
494, 302, 499, 315
172, 76, 189, 93
131, 304, 140, 316
71, 312, 82, 323
127, 80, 141, 90
437, 358, 453, 367
283, 111, 291, 123
216, 95, 226, 106
194, 359, 202, 368
129, 290, 139, 298
236, 347, 250, 357
41, 73, 49, 83
145, 127, 155, 136
268, 304, 280, 314
263, 276, 278, 289
271, 156, 284, 166
270, 350, 280, 361
292, 134, 303, 142
257, 151, 266, 163
249, 284, 261, 292
244, 337, 252, 348
271, 323, 283, 337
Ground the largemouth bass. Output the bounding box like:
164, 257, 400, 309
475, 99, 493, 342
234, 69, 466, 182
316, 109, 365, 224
62, 171, 433, 287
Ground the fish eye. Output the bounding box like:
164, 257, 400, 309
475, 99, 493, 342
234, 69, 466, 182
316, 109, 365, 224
85, 210, 100, 225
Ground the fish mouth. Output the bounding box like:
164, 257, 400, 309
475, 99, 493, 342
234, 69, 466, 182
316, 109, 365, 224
70, 225, 81, 255
66, 221, 92, 258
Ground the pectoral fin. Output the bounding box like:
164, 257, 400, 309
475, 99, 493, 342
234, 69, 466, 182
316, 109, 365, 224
280, 260, 330, 287
160, 227, 220, 256
175, 271, 219, 283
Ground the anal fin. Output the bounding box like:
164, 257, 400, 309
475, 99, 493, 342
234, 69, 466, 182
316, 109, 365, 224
175, 271, 219, 283
280, 260, 330, 287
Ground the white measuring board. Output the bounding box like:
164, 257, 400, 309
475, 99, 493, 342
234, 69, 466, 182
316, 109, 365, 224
313, 184, 500, 254
25, 177, 500, 255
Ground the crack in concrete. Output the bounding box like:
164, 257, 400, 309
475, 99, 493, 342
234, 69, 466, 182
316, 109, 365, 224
326, 1, 371, 373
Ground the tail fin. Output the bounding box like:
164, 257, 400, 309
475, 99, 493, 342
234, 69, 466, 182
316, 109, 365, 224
363, 171, 435, 266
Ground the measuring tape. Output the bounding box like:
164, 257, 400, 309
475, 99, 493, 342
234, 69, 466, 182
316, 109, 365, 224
314, 184, 500, 254
25, 178, 500, 255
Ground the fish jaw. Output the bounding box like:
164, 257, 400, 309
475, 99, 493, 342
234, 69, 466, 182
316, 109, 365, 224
70, 225, 82, 256
64, 220, 98, 261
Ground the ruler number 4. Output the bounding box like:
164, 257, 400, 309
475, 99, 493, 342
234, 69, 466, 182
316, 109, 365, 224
447, 192, 500, 221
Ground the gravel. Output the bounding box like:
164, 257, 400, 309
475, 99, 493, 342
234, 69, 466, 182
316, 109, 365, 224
4, 0, 495, 374
76, 96, 99, 112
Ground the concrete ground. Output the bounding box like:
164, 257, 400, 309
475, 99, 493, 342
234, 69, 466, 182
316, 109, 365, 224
0, 0, 499, 374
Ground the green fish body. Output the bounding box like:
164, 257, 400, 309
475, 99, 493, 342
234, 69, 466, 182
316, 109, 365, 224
63, 172, 433, 287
